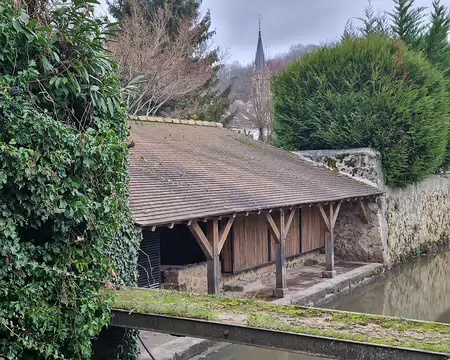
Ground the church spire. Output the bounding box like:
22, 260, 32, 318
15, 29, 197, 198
254, 15, 266, 71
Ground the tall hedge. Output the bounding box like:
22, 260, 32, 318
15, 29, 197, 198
273, 37, 450, 187
0, 1, 140, 359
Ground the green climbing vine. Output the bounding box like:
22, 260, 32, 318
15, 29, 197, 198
0, 1, 140, 359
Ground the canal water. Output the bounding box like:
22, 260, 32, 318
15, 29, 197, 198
201, 250, 450, 360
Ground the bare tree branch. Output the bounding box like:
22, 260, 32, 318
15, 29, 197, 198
108, 0, 215, 116
250, 71, 273, 142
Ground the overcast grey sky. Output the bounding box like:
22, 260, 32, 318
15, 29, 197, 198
97, 0, 448, 64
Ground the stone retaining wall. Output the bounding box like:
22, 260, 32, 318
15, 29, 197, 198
332, 200, 389, 264
295, 148, 384, 188
161, 250, 323, 293
297, 149, 450, 265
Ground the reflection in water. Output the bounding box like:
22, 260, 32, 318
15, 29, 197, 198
200, 250, 450, 360
327, 250, 450, 320
200, 345, 324, 360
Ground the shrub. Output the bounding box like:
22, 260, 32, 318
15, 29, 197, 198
0, 1, 140, 359
273, 36, 450, 187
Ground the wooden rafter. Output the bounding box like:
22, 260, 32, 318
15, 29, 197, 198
266, 212, 281, 243
319, 203, 342, 231
284, 208, 296, 236
358, 199, 369, 224
188, 221, 213, 259
332, 202, 342, 229
218, 217, 235, 253
318, 204, 331, 231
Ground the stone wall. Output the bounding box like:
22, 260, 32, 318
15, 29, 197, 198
333, 200, 389, 264
161, 263, 208, 293
386, 175, 450, 262
297, 149, 450, 265
295, 148, 384, 188
161, 250, 324, 294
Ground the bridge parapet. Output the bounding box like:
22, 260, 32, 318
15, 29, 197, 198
112, 289, 450, 360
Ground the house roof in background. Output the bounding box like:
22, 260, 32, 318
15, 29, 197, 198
129, 117, 382, 227
227, 100, 258, 130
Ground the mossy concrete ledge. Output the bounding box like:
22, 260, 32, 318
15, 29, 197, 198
112, 289, 450, 360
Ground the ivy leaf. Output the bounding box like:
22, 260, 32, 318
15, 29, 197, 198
34, 27, 52, 32
18, 12, 29, 25
41, 55, 54, 73
28, 19, 38, 28
12, 19, 21, 32
106, 97, 114, 117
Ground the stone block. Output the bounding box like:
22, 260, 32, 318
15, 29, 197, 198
223, 279, 262, 292
304, 259, 319, 266
322, 270, 336, 279
273, 288, 289, 298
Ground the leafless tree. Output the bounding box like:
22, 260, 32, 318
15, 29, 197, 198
250, 71, 272, 142
108, 0, 215, 116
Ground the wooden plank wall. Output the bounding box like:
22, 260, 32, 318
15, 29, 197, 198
301, 207, 326, 252
231, 215, 269, 272
220, 220, 233, 273
221, 207, 326, 274
270, 209, 301, 260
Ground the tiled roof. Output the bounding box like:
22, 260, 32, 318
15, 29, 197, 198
129, 117, 382, 227
228, 100, 258, 130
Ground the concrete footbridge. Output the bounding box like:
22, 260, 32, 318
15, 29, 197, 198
111, 289, 450, 360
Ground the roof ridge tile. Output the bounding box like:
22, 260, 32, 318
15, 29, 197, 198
129, 115, 223, 128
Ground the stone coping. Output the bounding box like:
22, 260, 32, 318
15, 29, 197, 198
271, 263, 384, 306
129, 115, 224, 128
140, 336, 216, 360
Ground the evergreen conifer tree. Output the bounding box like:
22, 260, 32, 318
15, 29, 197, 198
349, 0, 450, 170
108, 0, 231, 123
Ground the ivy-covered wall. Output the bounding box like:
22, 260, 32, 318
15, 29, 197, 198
0, 1, 140, 358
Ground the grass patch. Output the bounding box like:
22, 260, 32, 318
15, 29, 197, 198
114, 289, 450, 355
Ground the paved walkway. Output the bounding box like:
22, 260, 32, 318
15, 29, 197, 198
224, 261, 382, 302
139, 331, 215, 360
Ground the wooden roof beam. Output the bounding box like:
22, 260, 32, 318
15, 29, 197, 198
332, 202, 342, 229
218, 217, 235, 254
188, 221, 213, 259
319, 202, 342, 232
266, 212, 281, 243
284, 208, 296, 236
318, 204, 331, 232
358, 199, 369, 224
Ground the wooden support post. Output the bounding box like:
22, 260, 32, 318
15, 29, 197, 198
207, 219, 220, 294
274, 209, 287, 298
266, 208, 296, 298
218, 217, 234, 253
188, 219, 224, 295
322, 231, 335, 278
188, 221, 213, 260
318, 203, 341, 279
